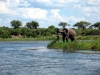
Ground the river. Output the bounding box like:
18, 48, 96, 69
0, 41, 100, 75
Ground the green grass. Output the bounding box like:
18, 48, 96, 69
76, 35, 100, 40
47, 38, 100, 51
0, 37, 56, 41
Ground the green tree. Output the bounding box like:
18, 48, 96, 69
10, 20, 22, 29
21, 28, 28, 37
10, 28, 22, 35
35, 28, 46, 37
48, 25, 56, 34
26, 21, 39, 29
0, 29, 10, 38
25, 22, 32, 29
91, 22, 100, 29
0, 26, 11, 38
58, 22, 70, 28
74, 21, 91, 30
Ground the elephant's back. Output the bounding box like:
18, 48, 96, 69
68, 28, 76, 36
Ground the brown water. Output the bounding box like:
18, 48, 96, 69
0, 41, 100, 75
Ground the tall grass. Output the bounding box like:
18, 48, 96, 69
47, 37, 100, 51
76, 35, 100, 40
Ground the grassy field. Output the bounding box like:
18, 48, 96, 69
47, 36, 100, 51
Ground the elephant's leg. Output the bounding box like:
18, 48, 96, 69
65, 38, 68, 42
71, 38, 74, 41
62, 35, 65, 42
69, 35, 75, 41
65, 33, 69, 42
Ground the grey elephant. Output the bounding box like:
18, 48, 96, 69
57, 28, 76, 42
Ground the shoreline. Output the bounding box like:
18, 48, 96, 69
0, 37, 54, 42
47, 39, 100, 51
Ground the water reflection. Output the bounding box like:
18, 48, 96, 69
0, 41, 100, 75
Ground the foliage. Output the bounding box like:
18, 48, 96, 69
74, 21, 91, 30
58, 22, 70, 28
76, 36, 100, 40
0, 29, 10, 38
91, 22, 100, 29
10, 20, 22, 29
48, 25, 57, 34
26, 21, 39, 29
74, 29, 100, 36
1, 20, 100, 39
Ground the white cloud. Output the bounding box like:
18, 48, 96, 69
36, 0, 79, 4
0, 1, 18, 15
49, 9, 63, 21
68, 16, 85, 23
0, 1, 9, 14
17, 8, 48, 20
0, 0, 47, 19
49, 9, 85, 23
74, 0, 100, 17
19, 0, 30, 7
8, 0, 30, 7
30, 0, 79, 8
42, 9, 85, 27
88, 0, 100, 5
36, 0, 51, 3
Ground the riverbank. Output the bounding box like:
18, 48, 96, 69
47, 37, 100, 51
0, 37, 55, 41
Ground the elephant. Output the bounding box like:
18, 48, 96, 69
57, 28, 76, 42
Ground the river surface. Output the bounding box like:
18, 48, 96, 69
0, 41, 100, 75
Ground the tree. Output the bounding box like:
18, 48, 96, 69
25, 22, 32, 29
26, 21, 39, 29
58, 22, 70, 28
0, 28, 10, 38
91, 22, 100, 29
48, 25, 56, 34
10, 20, 22, 29
74, 21, 91, 30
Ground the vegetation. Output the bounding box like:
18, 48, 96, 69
74, 21, 91, 30
47, 36, 100, 51
47, 21, 100, 51
0, 20, 57, 39
91, 22, 100, 29
0, 20, 100, 49
58, 22, 70, 28
0, 20, 100, 51
10, 20, 22, 29
25, 21, 39, 29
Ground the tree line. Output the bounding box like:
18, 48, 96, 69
0, 20, 100, 38
59, 21, 100, 36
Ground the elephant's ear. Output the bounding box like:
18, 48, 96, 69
63, 28, 68, 33
65, 29, 68, 33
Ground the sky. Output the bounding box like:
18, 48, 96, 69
0, 0, 100, 28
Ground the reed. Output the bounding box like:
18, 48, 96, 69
76, 35, 100, 40
47, 38, 100, 51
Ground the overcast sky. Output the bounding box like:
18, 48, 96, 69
0, 0, 100, 28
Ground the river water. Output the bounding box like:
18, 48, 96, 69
0, 41, 100, 75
